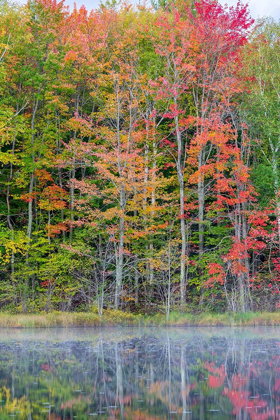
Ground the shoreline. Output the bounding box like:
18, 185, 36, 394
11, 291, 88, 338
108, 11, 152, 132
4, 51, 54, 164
0, 310, 280, 328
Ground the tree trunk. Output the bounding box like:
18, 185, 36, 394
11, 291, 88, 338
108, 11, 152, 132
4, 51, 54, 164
179, 177, 186, 305
69, 165, 75, 244
27, 172, 34, 240
115, 185, 125, 309
6, 133, 16, 284
198, 150, 205, 308
27, 97, 39, 241
174, 103, 187, 306
198, 150, 205, 258
272, 160, 280, 253
235, 201, 246, 313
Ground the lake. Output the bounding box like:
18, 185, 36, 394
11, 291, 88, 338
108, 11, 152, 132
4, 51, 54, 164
0, 327, 279, 419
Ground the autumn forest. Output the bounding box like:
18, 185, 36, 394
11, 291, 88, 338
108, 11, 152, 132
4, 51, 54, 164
1, 0, 280, 316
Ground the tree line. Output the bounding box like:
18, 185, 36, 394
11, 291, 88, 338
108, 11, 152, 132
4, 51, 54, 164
0, 0, 280, 314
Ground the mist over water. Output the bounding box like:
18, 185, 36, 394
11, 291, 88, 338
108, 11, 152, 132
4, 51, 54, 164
0, 327, 279, 419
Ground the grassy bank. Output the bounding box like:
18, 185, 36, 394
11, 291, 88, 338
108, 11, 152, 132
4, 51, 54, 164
0, 310, 280, 328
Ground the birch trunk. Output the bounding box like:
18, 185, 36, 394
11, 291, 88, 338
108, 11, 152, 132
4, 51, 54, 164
27, 98, 39, 240
175, 105, 186, 305
115, 185, 125, 309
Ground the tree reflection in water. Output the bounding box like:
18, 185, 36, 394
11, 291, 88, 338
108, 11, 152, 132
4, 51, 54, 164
0, 328, 278, 419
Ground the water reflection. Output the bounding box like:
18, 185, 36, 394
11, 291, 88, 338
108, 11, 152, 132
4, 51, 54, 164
0, 327, 279, 419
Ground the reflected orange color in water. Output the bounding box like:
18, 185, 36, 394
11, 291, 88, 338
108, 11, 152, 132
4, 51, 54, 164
123, 408, 164, 419
0, 329, 279, 419
49, 415, 62, 420
230, 373, 248, 389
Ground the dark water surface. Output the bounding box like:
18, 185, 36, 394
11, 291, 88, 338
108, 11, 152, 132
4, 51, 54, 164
0, 327, 279, 419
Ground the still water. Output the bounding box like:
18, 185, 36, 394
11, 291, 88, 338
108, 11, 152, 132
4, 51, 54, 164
0, 327, 279, 419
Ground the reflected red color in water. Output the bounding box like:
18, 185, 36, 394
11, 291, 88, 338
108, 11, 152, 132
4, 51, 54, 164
0, 328, 278, 419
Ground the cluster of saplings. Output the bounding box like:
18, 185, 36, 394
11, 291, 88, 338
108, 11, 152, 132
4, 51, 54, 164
0, 0, 280, 315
